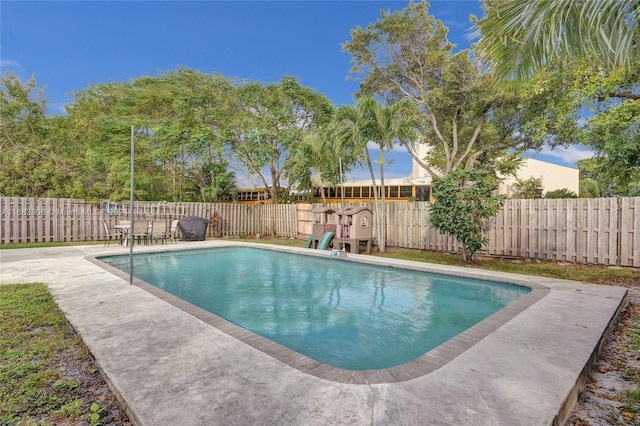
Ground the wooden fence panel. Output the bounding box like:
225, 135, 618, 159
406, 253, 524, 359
232, 204, 242, 236
620, 197, 640, 267
237, 204, 248, 236
418, 203, 433, 251
581, 198, 618, 265
297, 204, 313, 237
275, 204, 297, 238
256, 205, 269, 236
520, 199, 533, 258
482, 198, 620, 265
383, 203, 455, 252
509, 199, 520, 256
0, 196, 637, 267
493, 198, 515, 257
20, 198, 28, 243
1, 197, 14, 243
50, 198, 58, 242
543, 199, 556, 259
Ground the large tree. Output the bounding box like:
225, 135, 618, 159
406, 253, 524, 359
0, 72, 84, 197
137, 68, 238, 203
230, 76, 334, 205
68, 79, 174, 201
342, 1, 534, 179
580, 54, 640, 197
342, 1, 540, 259
67, 68, 238, 202
580, 97, 640, 196
479, 49, 640, 196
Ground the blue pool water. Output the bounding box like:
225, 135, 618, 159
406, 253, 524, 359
99, 247, 529, 370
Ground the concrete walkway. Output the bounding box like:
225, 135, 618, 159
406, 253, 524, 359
0, 242, 628, 425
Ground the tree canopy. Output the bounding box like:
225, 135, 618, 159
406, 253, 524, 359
231, 76, 334, 204
1, 72, 87, 197
4, 0, 639, 203
65, 69, 239, 202
342, 1, 540, 179
1, 69, 335, 203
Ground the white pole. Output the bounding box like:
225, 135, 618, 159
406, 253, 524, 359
129, 126, 135, 285
339, 157, 346, 254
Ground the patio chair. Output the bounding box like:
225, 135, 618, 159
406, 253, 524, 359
131, 220, 150, 245
114, 221, 131, 245
151, 220, 168, 244
169, 219, 180, 243
100, 220, 122, 247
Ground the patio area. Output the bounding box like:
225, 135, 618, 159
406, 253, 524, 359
0, 241, 629, 425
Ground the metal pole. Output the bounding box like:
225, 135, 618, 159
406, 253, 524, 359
339, 157, 346, 254
129, 126, 135, 285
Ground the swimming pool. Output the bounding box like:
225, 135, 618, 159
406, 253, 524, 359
98, 247, 530, 371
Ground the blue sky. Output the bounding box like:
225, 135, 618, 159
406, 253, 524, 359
2, 0, 591, 182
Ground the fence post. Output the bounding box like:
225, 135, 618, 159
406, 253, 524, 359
617, 197, 623, 266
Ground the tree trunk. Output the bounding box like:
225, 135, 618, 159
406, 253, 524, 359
270, 167, 279, 206
269, 167, 278, 236
170, 161, 177, 202
314, 168, 328, 206
461, 246, 469, 262
364, 150, 381, 252
179, 145, 185, 202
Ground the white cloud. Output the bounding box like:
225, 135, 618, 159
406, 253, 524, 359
0, 59, 21, 69
527, 144, 594, 165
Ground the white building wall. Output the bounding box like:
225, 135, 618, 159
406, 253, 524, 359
499, 157, 579, 197
409, 144, 579, 196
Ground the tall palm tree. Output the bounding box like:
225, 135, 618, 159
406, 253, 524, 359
297, 130, 338, 206
475, 0, 640, 81
333, 97, 418, 252
333, 104, 380, 237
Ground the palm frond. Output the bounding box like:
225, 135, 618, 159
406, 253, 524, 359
475, 0, 640, 81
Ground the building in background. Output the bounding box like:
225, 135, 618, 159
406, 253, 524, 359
409, 153, 579, 197
496, 157, 580, 197
315, 152, 579, 203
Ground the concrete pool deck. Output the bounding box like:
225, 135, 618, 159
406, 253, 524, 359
0, 241, 629, 425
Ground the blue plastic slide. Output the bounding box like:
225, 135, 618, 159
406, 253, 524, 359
305, 234, 314, 248
316, 231, 335, 250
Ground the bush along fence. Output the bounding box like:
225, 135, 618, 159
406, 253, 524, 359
1, 196, 639, 267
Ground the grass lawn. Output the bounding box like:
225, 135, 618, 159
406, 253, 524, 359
0, 241, 103, 250
0, 283, 129, 425
376, 247, 640, 287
